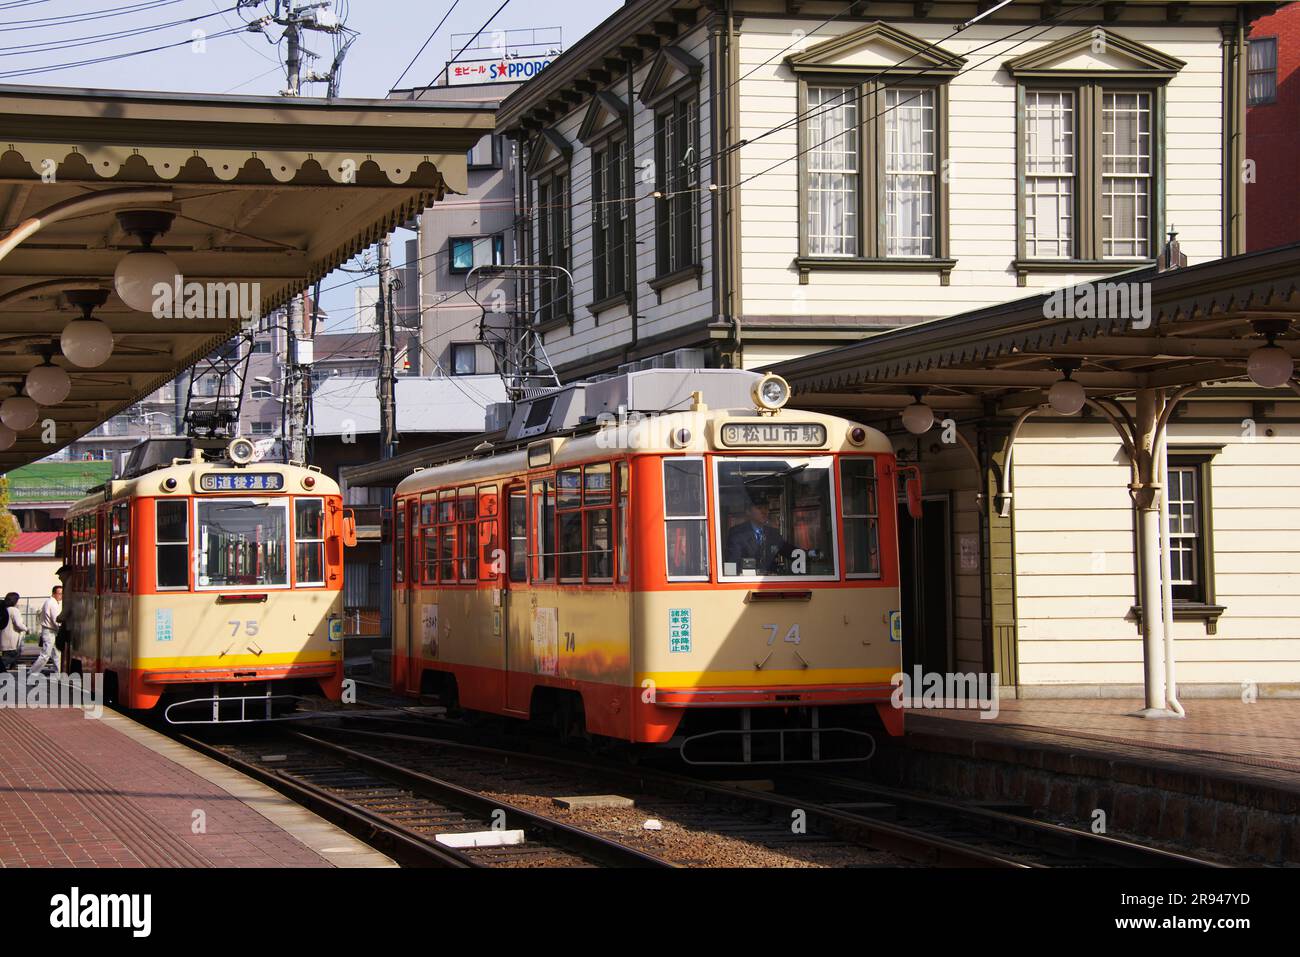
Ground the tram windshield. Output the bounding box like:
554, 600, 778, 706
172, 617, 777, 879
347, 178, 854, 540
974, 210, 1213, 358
196, 499, 289, 588
715, 456, 837, 580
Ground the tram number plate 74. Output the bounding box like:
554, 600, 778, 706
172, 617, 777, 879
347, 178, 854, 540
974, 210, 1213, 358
228, 620, 260, 637
763, 623, 801, 646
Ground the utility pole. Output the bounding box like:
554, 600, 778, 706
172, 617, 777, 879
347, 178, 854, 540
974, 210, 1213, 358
377, 236, 397, 460
239, 1, 357, 98
283, 294, 308, 464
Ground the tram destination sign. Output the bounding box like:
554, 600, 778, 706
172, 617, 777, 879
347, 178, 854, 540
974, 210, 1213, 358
199, 472, 285, 492
719, 422, 827, 448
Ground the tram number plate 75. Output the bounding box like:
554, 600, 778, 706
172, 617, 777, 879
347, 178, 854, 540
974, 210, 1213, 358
229, 620, 260, 637
763, 623, 801, 646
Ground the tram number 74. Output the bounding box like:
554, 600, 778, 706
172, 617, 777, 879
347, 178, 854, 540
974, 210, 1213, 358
763, 623, 801, 646
228, 620, 260, 637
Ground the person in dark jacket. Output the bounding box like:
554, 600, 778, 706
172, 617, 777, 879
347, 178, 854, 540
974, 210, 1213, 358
724, 498, 796, 573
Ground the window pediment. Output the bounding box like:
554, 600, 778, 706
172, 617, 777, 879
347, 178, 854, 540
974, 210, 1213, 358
640, 45, 703, 108
785, 21, 965, 77
526, 128, 572, 176
1004, 28, 1186, 79
578, 90, 628, 146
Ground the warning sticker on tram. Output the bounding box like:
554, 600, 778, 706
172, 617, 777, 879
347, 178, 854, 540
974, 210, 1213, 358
199, 472, 285, 492
719, 422, 827, 448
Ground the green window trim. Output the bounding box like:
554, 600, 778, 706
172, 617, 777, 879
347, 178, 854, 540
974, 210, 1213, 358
795, 75, 954, 280
1129, 444, 1224, 635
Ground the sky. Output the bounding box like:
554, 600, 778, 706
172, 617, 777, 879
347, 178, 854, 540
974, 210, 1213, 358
3, 0, 622, 331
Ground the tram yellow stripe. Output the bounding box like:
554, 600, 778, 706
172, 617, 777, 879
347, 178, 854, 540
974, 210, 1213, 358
136, 651, 338, 668
637, 667, 898, 687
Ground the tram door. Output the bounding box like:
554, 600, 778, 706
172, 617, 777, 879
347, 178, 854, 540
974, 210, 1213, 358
896, 496, 953, 676
503, 484, 528, 714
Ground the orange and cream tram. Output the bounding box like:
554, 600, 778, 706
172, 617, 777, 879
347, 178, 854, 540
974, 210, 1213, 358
392, 370, 905, 763
62, 437, 355, 722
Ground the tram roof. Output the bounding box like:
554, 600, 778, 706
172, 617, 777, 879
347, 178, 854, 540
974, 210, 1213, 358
0, 83, 494, 473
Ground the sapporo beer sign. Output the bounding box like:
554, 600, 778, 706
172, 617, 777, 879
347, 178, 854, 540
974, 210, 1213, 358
718, 422, 827, 448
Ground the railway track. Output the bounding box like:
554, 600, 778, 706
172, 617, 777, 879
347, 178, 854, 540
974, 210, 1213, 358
177, 730, 674, 868
285, 690, 1225, 868
770, 771, 1227, 868
302, 722, 1036, 867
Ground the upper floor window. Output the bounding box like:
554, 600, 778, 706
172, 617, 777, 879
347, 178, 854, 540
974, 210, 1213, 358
579, 90, 632, 310
1006, 27, 1184, 275
450, 343, 477, 376
653, 96, 700, 278
1248, 37, 1278, 106
641, 46, 704, 285
449, 234, 505, 275
785, 22, 962, 281
591, 137, 629, 304
536, 168, 571, 324
468, 133, 502, 169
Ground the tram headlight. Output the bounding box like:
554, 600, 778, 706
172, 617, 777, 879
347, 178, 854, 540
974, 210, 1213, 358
752, 373, 791, 412
161, 476, 178, 492
228, 436, 256, 465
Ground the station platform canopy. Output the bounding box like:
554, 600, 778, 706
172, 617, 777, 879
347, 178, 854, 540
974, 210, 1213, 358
0, 83, 495, 471
770, 242, 1300, 419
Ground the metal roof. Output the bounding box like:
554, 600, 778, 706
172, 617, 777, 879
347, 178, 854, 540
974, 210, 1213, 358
0, 83, 495, 473
768, 244, 1300, 417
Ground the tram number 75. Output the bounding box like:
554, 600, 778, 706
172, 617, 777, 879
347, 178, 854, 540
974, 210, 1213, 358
762, 623, 801, 646
228, 620, 260, 637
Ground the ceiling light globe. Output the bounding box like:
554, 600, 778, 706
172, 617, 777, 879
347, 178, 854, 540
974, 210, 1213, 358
60, 318, 115, 369
901, 402, 935, 435
1247, 344, 1294, 389
113, 249, 181, 313
25, 363, 71, 406
0, 396, 39, 431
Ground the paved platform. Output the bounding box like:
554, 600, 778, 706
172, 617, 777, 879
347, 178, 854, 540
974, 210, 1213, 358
0, 701, 396, 868
891, 699, 1300, 862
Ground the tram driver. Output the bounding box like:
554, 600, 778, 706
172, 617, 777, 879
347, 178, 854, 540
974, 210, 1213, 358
724, 495, 797, 574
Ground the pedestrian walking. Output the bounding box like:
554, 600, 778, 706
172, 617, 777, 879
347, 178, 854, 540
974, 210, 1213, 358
0, 592, 26, 672
30, 585, 62, 677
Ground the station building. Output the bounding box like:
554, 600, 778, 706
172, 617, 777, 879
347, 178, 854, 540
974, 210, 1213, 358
472, 0, 1298, 702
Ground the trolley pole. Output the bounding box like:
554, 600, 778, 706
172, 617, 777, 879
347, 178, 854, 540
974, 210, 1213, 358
377, 235, 397, 460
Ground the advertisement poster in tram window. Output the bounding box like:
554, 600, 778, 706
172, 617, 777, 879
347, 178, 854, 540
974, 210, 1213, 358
532, 607, 559, 676
421, 604, 439, 658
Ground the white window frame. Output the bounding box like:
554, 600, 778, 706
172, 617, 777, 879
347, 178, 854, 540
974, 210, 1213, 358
712, 455, 841, 584
155, 499, 190, 591
1024, 89, 1076, 260
192, 497, 291, 591
840, 455, 882, 580
662, 457, 710, 583
294, 496, 326, 588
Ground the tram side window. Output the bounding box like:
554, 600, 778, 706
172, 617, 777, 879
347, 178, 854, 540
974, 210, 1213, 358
457, 486, 477, 582
617, 462, 629, 583
663, 459, 709, 580
530, 478, 556, 582
420, 495, 437, 584
509, 487, 527, 582
585, 463, 613, 583
156, 500, 189, 590
557, 468, 583, 582
295, 498, 326, 586
437, 490, 458, 582
478, 485, 498, 581
840, 458, 881, 577
108, 502, 129, 592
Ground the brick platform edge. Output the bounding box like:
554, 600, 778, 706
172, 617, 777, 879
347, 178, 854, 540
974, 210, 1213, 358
872, 724, 1299, 864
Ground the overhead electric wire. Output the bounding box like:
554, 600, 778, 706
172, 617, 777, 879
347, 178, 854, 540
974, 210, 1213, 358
389, 0, 461, 92
0, 5, 238, 56
0, 0, 188, 32
412, 0, 512, 99
0, 23, 245, 77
